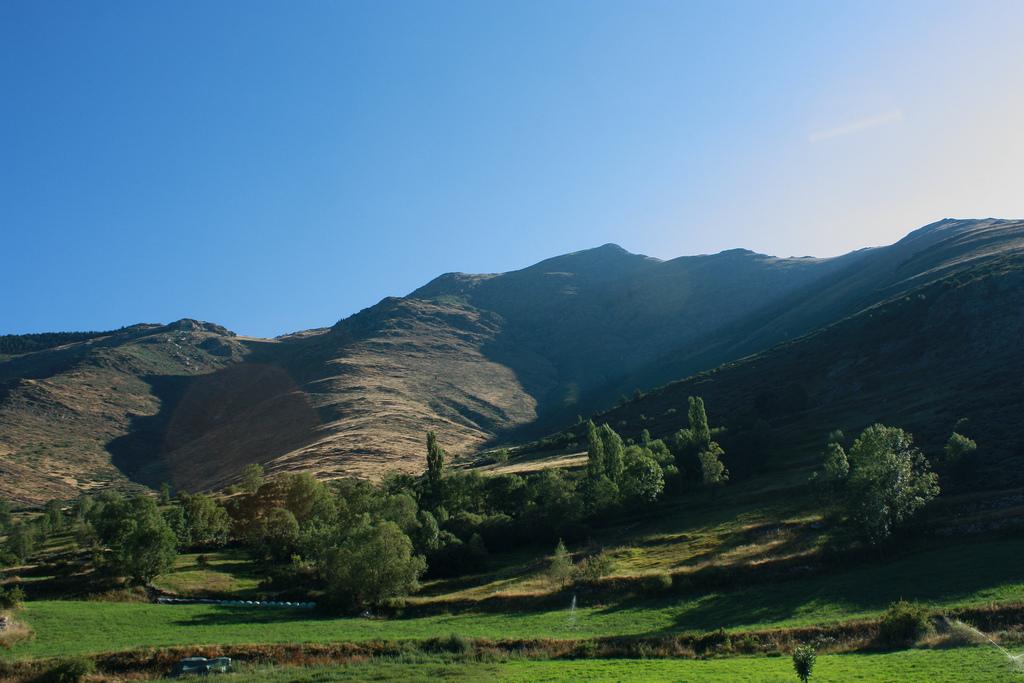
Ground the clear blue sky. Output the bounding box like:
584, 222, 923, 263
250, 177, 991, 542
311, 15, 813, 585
3, 1, 1022, 337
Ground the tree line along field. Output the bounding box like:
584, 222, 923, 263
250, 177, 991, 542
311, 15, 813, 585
2, 398, 1023, 681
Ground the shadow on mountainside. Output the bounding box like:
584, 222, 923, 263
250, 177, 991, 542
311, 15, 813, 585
107, 362, 322, 492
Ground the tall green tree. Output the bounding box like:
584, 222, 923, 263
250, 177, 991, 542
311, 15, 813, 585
548, 539, 574, 589
4, 523, 36, 563
844, 424, 939, 544
585, 420, 605, 480
688, 396, 711, 450
113, 496, 178, 584
426, 431, 445, 489
599, 423, 625, 483
43, 500, 63, 532
822, 441, 849, 482
0, 499, 11, 531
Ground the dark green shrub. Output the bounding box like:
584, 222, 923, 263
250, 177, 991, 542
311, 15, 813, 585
792, 643, 816, 682
0, 584, 26, 609
41, 656, 95, 683
641, 572, 673, 595
878, 600, 930, 646
575, 551, 614, 584
427, 632, 473, 655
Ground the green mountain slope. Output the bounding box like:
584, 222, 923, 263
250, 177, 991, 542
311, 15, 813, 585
595, 219, 1024, 483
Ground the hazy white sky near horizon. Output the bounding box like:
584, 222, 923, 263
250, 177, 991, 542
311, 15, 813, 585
2, 1, 1024, 336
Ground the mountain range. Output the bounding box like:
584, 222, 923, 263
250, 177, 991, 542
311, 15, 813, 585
1, 217, 1021, 504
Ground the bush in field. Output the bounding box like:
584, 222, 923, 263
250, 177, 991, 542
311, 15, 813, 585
943, 432, 978, 480
0, 499, 11, 531
575, 550, 615, 584
878, 599, 931, 646
40, 656, 95, 683
792, 643, 816, 682
0, 584, 26, 608
640, 572, 673, 596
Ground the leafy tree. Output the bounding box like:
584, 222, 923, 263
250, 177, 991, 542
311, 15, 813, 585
258, 507, 301, 562
0, 499, 11, 532
378, 493, 419, 534
548, 539, 574, 589
159, 482, 173, 505
599, 423, 625, 483
698, 442, 729, 488
844, 425, 939, 544
413, 509, 442, 553
792, 644, 816, 682
621, 446, 665, 502
241, 463, 265, 494
162, 505, 189, 545
282, 473, 336, 525
105, 496, 178, 584
672, 396, 714, 477
181, 493, 232, 547
583, 475, 620, 514
322, 520, 426, 609
43, 500, 63, 532
585, 420, 605, 480
4, 523, 36, 563
822, 441, 849, 481
72, 495, 95, 522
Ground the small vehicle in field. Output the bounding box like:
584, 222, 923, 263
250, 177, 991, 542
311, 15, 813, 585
170, 656, 233, 676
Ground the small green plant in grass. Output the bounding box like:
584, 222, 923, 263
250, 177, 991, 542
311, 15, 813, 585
548, 539, 574, 589
878, 599, 930, 647
792, 643, 816, 682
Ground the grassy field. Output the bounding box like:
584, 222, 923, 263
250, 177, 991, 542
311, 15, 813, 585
5, 537, 1023, 660
150, 551, 261, 597
155, 648, 1023, 682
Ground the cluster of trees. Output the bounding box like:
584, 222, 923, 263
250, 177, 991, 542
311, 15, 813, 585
1, 499, 67, 567
2, 396, 731, 606
582, 396, 730, 514
813, 424, 941, 544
